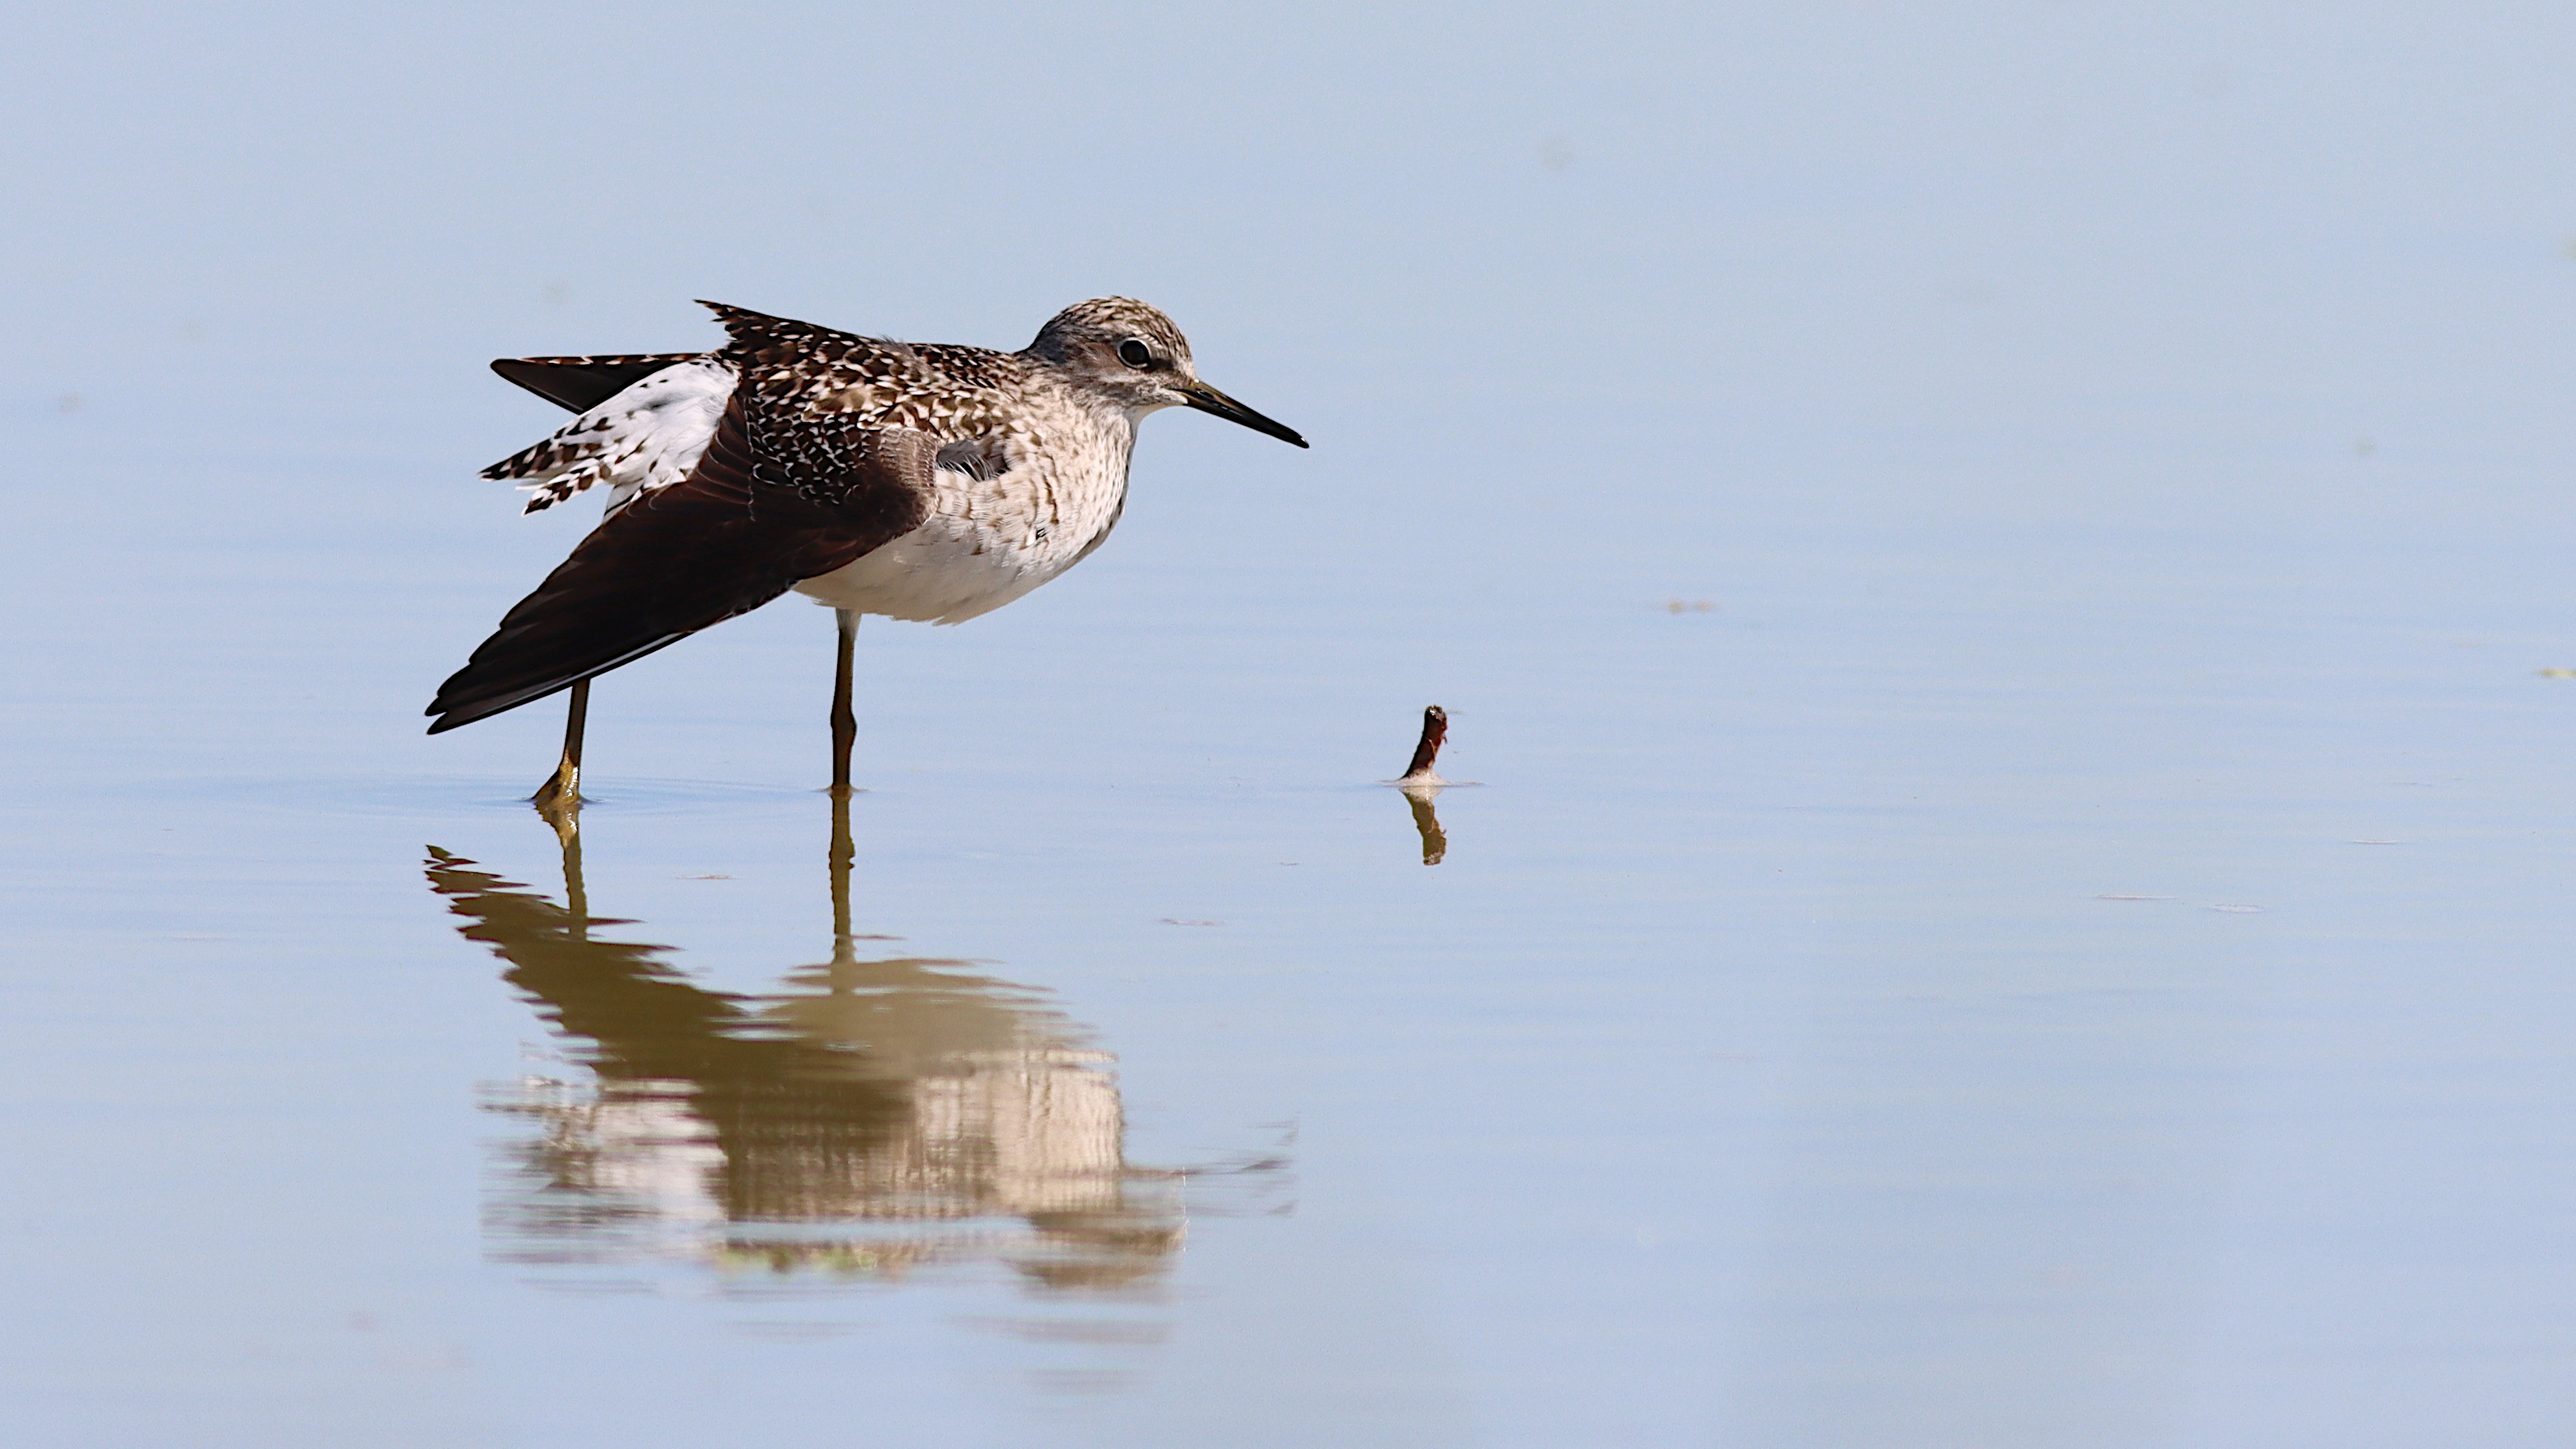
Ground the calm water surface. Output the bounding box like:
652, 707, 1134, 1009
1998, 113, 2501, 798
12, 4, 2576, 1446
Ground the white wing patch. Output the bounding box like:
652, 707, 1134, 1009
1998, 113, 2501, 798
482, 358, 736, 515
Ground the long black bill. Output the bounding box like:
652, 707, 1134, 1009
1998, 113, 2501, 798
1179, 381, 1308, 448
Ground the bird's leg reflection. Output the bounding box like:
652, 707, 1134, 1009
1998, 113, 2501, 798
1401, 784, 1448, 866
829, 771, 855, 958
423, 798, 1193, 1289
558, 810, 588, 941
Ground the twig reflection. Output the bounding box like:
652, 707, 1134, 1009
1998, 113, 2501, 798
1401, 785, 1448, 866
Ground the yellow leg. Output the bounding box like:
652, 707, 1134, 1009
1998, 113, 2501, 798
829, 609, 859, 799
532, 679, 588, 828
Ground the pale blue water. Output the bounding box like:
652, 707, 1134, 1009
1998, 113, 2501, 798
10, 3, 2576, 1445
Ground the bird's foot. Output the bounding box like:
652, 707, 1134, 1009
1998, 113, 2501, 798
532, 764, 583, 844
531, 762, 581, 808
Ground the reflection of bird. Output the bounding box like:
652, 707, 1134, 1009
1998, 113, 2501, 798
426, 299, 1308, 811
424, 798, 1188, 1288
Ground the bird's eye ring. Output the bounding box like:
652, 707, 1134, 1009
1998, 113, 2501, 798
1117, 339, 1154, 369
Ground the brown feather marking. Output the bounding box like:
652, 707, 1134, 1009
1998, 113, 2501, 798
427, 392, 934, 733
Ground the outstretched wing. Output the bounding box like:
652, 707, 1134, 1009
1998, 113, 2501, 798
492, 353, 706, 414
426, 392, 934, 734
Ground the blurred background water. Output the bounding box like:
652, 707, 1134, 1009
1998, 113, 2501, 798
9, 2, 2576, 1445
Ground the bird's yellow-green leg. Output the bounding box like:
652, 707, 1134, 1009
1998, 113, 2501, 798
829, 609, 859, 799
532, 678, 589, 823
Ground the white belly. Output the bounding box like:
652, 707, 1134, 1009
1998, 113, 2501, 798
790, 463, 1124, 624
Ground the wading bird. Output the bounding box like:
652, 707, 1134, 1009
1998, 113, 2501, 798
428, 299, 1306, 809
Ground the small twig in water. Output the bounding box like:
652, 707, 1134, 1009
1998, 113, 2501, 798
1397, 706, 1448, 787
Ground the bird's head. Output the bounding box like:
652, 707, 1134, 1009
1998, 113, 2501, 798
1025, 297, 1307, 448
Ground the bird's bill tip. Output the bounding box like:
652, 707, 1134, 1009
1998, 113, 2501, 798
1180, 382, 1308, 448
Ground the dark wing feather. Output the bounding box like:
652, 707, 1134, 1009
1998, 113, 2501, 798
426, 394, 934, 734
492, 353, 706, 413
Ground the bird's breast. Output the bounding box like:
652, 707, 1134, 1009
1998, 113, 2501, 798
790, 410, 1134, 624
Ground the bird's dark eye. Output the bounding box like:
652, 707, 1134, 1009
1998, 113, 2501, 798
1117, 338, 1154, 369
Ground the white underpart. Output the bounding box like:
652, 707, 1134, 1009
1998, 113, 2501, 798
792, 401, 1145, 625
